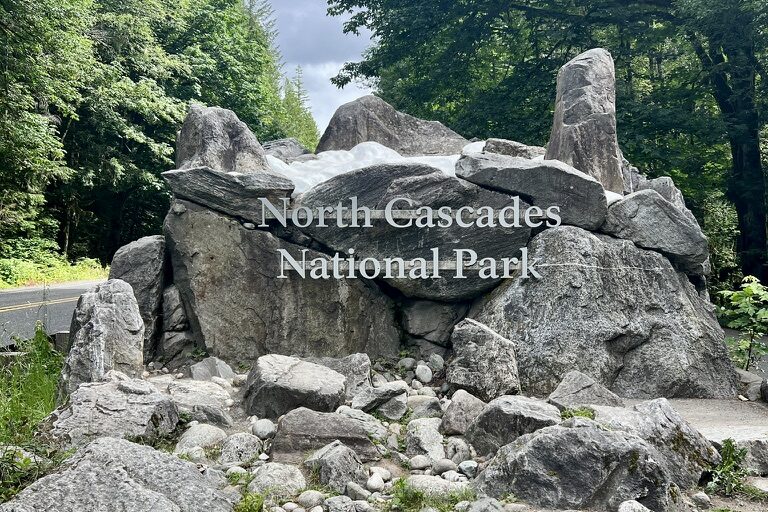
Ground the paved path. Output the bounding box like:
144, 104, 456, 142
0, 280, 104, 347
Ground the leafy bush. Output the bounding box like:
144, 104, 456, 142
0, 256, 107, 288
234, 493, 265, 512
718, 276, 768, 371
707, 439, 749, 496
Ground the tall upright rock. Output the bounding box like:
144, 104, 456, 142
109, 235, 166, 361
546, 48, 625, 194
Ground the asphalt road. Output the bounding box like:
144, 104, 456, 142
0, 280, 104, 348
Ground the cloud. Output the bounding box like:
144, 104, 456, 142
269, 0, 373, 132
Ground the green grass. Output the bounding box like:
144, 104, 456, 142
0, 327, 67, 502
0, 327, 63, 445
385, 478, 477, 512
234, 493, 265, 512
560, 407, 596, 420
0, 258, 108, 289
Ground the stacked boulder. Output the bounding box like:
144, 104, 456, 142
18, 46, 759, 512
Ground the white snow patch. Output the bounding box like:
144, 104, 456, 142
269, 141, 483, 194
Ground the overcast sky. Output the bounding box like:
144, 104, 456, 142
269, 1, 373, 132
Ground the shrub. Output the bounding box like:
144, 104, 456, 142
718, 276, 768, 371
561, 407, 596, 420
235, 493, 265, 512
386, 478, 476, 512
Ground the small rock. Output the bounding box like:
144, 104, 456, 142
399, 358, 417, 371
690, 491, 711, 509
252, 419, 277, 440
283, 503, 299, 511
325, 495, 355, 512
458, 461, 478, 480
432, 459, 458, 475
409, 455, 431, 470
369, 466, 391, 482
345, 481, 371, 501
174, 423, 227, 457
427, 354, 444, 372
617, 501, 653, 512
297, 490, 325, 509
415, 365, 433, 384
366, 473, 385, 492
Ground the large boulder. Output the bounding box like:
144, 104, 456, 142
456, 152, 608, 231
296, 163, 532, 301
164, 200, 400, 365
636, 176, 698, 224
471, 226, 738, 398
150, 375, 234, 426
591, 399, 721, 489
245, 354, 346, 418
271, 408, 380, 464
176, 104, 270, 173
475, 420, 683, 512
162, 166, 294, 225
465, 395, 561, 456
45, 374, 178, 449
317, 95, 468, 156
402, 300, 468, 347
405, 418, 446, 462
547, 370, 625, 410
446, 319, 520, 401
601, 189, 709, 275
162, 285, 189, 332
109, 235, 166, 360
302, 353, 372, 401
58, 280, 144, 401
247, 463, 307, 498
546, 48, 625, 194
483, 138, 546, 159
440, 390, 487, 436
0, 437, 236, 512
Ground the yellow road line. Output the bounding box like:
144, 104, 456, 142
0, 296, 80, 314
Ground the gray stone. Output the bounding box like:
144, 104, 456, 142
618, 501, 653, 512
590, 399, 721, 489
165, 200, 400, 365
427, 354, 444, 372
405, 418, 445, 462
46, 374, 178, 449
176, 104, 270, 173
466, 498, 503, 512
345, 482, 371, 501
466, 395, 561, 456
162, 166, 294, 226
476, 421, 682, 511
690, 492, 711, 510
458, 460, 478, 479
158, 330, 195, 369
484, 139, 546, 159
402, 301, 468, 346
415, 364, 433, 384
546, 48, 624, 193
324, 496, 355, 512
351, 381, 408, 412
245, 354, 346, 418
109, 235, 165, 360
456, 152, 608, 230
446, 319, 519, 402
432, 458, 458, 475
219, 433, 263, 467
174, 423, 227, 457
248, 462, 307, 498
602, 189, 709, 274
190, 356, 235, 382
296, 163, 531, 301
547, 370, 625, 410
0, 438, 236, 512
304, 441, 366, 494
366, 473, 385, 492
58, 280, 144, 401
303, 353, 372, 401
335, 406, 389, 442
440, 390, 486, 435
377, 393, 408, 421
252, 418, 277, 440
445, 437, 472, 465
407, 395, 442, 420
162, 284, 189, 332
409, 454, 431, 470
735, 368, 764, 401
471, 226, 738, 398
297, 490, 326, 509
264, 138, 312, 163
271, 408, 380, 464
317, 95, 468, 156
159, 377, 234, 426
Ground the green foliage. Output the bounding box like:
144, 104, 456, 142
386, 478, 476, 512
719, 276, 768, 371
0, 446, 71, 503
703, 197, 743, 293
1, 0, 318, 267
234, 493, 265, 512
0, 326, 63, 445
560, 407, 596, 420
707, 439, 750, 497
